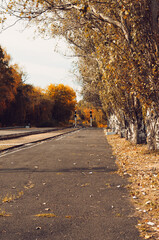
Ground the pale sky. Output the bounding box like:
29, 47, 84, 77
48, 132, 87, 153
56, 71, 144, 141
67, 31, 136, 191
0, 20, 82, 101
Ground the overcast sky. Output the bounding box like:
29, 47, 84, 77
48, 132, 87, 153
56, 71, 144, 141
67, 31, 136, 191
0, 20, 82, 101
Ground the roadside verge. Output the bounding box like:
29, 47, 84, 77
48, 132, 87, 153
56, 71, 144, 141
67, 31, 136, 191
105, 133, 159, 240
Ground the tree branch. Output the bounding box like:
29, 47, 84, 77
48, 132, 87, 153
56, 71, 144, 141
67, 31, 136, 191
90, 5, 130, 43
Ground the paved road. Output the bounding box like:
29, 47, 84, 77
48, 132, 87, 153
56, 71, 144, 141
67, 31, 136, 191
0, 128, 142, 240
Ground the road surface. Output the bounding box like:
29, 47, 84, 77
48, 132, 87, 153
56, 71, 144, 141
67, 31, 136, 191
0, 128, 142, 240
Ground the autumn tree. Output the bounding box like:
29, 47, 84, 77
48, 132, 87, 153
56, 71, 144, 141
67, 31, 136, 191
0, 46, 23, 124
29, 87, 53, 127
45, 84, 76, 123
60, 0, 158, 145
0, 46, 76, 127
68, 22, 147, 143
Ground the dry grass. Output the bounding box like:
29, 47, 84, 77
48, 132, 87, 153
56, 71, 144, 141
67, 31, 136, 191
106, 134, 159, 240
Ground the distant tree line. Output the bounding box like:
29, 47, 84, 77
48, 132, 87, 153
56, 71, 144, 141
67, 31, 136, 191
0, 46, 76, 127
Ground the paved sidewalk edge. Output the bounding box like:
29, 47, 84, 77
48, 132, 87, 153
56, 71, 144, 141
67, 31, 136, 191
0, 128, 80, 154
0, 127, 74, 140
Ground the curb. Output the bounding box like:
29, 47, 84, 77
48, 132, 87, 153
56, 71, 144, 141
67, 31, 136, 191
0, 127, 72, 140
0, 128, 80, 154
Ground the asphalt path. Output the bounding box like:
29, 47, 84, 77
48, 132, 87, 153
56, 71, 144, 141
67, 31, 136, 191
0, 128, 142, 240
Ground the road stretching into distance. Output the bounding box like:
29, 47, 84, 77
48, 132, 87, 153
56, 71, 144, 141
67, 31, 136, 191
0, 128, 142, 240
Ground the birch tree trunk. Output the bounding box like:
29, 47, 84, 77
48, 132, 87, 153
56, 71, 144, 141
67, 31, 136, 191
108, 109, 147, 145
124, 97, 147, 144
108, 114, 120, 133
146, 108, 159, 150
126, 119, 147, 144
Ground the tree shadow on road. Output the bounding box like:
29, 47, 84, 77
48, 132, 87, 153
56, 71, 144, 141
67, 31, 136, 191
0, 166, 117, 173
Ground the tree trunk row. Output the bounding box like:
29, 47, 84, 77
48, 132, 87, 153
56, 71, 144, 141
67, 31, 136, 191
108, 108, 159, 151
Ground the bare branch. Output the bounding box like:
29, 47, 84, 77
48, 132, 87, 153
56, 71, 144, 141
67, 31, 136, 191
0, 18, 21, 32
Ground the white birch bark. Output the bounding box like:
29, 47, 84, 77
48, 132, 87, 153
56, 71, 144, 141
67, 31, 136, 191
146, 108, 159, 150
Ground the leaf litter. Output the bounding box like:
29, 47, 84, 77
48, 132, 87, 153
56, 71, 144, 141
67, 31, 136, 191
35, 213, 57, 218
106, 134, 159, 240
